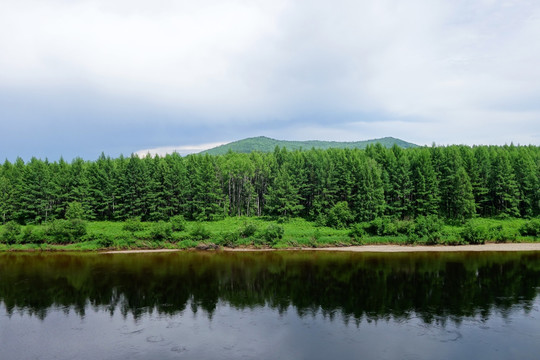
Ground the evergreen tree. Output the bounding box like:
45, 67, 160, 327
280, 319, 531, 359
350, 155, 385, 221
410, 150, 439, 216
489, 149, 520, 217
439, 147, 476, 220
265, 162, 304, 218
186, 154, 223, 221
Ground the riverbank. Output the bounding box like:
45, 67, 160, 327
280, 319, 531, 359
100, 243, 540, 254
1, 217, 539, 251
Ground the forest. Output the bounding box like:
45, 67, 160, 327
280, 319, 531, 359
0, 144, 539, 247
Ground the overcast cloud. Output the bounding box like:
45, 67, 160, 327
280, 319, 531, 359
1, 0, 539, 160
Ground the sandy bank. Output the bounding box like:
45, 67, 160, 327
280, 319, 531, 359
101, 243, 540, 254
301, 243, 540, 252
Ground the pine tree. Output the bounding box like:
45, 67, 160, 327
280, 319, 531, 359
410, 150, 439, 216
264, 162, 304, 218
439, 147, 476, 220
187, 154, 223, 221
489, 149, 520, 217
350, 155, 385, 221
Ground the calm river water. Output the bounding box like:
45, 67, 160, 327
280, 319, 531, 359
1, 251, 539, 359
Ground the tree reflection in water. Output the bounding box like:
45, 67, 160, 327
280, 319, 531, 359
1, 251, 538, 324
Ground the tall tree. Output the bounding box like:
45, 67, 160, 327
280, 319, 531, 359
489, 149, 520, 217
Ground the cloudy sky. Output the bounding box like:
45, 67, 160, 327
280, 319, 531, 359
1, 0, 539, 160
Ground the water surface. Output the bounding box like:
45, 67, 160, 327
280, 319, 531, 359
1, 251, 539, 359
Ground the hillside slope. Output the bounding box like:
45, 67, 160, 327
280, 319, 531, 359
200, 136, 418, 155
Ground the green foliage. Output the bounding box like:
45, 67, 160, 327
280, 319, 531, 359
65, 201, 85, 220
239, 222, 258, 238
460, 220, 490, 245
170, 215, 186, 232
123, 218, 144, 232
45, 219, 87, 244
19, 225, 45, 244
190, 224, 212, 241
407, 216, 443, 244
218, 231, 240, 247
519, 219, 540, 237
150, 221, 172, 240
1, 143, 539, 248
326, 201, 353, 229
260, 224, 284, 245
489, 224, 518, 243
348, 223, 366, 241
1, 221, 21, 244
365, 218, 400, 236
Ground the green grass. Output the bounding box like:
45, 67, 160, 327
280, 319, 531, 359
0, 217, 539, 251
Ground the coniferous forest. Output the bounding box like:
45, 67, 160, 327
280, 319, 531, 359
0, 144, 539, 248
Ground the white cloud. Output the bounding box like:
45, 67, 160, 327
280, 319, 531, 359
135, 141, 227, 157
1, 0, 539, 145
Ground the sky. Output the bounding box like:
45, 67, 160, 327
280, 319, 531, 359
1, 0, 539, 161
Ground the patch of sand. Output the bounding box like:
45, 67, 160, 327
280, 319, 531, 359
101, 243, 540, 253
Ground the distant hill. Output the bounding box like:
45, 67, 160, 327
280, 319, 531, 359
200, 136, 418, 155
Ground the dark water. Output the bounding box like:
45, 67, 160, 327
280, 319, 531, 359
1, 251, 539, 360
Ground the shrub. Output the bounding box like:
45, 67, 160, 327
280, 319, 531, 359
490, 225, 518, 243
240, 222, 258, 238
190, 224, 212, 241
519, 219, 540, 237
365, 217, 400, 236
150, 221, 172, 240
46, 219, 87, 244
260, 224, 284, 245
19, 225, 46, 244
348, 223, 366, 241
1, 221, 21, 244
96, 235, 114, 248
326, 201, 354, 229
407, 216, 443, 244
460, 220, 490, 245
218, 231, 240, 247
123, 218, 144, 232
170, 215, 186, 232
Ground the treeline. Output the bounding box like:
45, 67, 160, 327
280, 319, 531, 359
0, 144, 539, 225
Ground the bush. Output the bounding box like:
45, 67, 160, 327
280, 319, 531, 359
123, 218, 144, 232
490, 225, 518, 243
150, 221, 172, 240
190, 224, 212, 241
365, 217, 401, 236
519, 219, 540, 237
19, 225, 45, 244
460, 220, 490, 245
218, 231, 240, 247
46, 219, 87, 244
326, 201, 354, 229
96, 235, 114, 248
170, 215, 186, 232
1, 221, 21, 244
348, 223, 366, 241
260, 224, 284, 245
407, 216, 443, 244
240, 222, 258, 238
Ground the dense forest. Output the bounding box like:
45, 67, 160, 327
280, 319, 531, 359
0, 144, 539, 226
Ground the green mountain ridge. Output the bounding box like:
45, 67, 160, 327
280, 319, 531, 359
200, 136, 418, 155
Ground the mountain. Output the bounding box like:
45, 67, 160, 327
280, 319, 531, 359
200, 136, 418, 155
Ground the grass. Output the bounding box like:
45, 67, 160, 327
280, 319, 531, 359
0, 216, 539, 251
